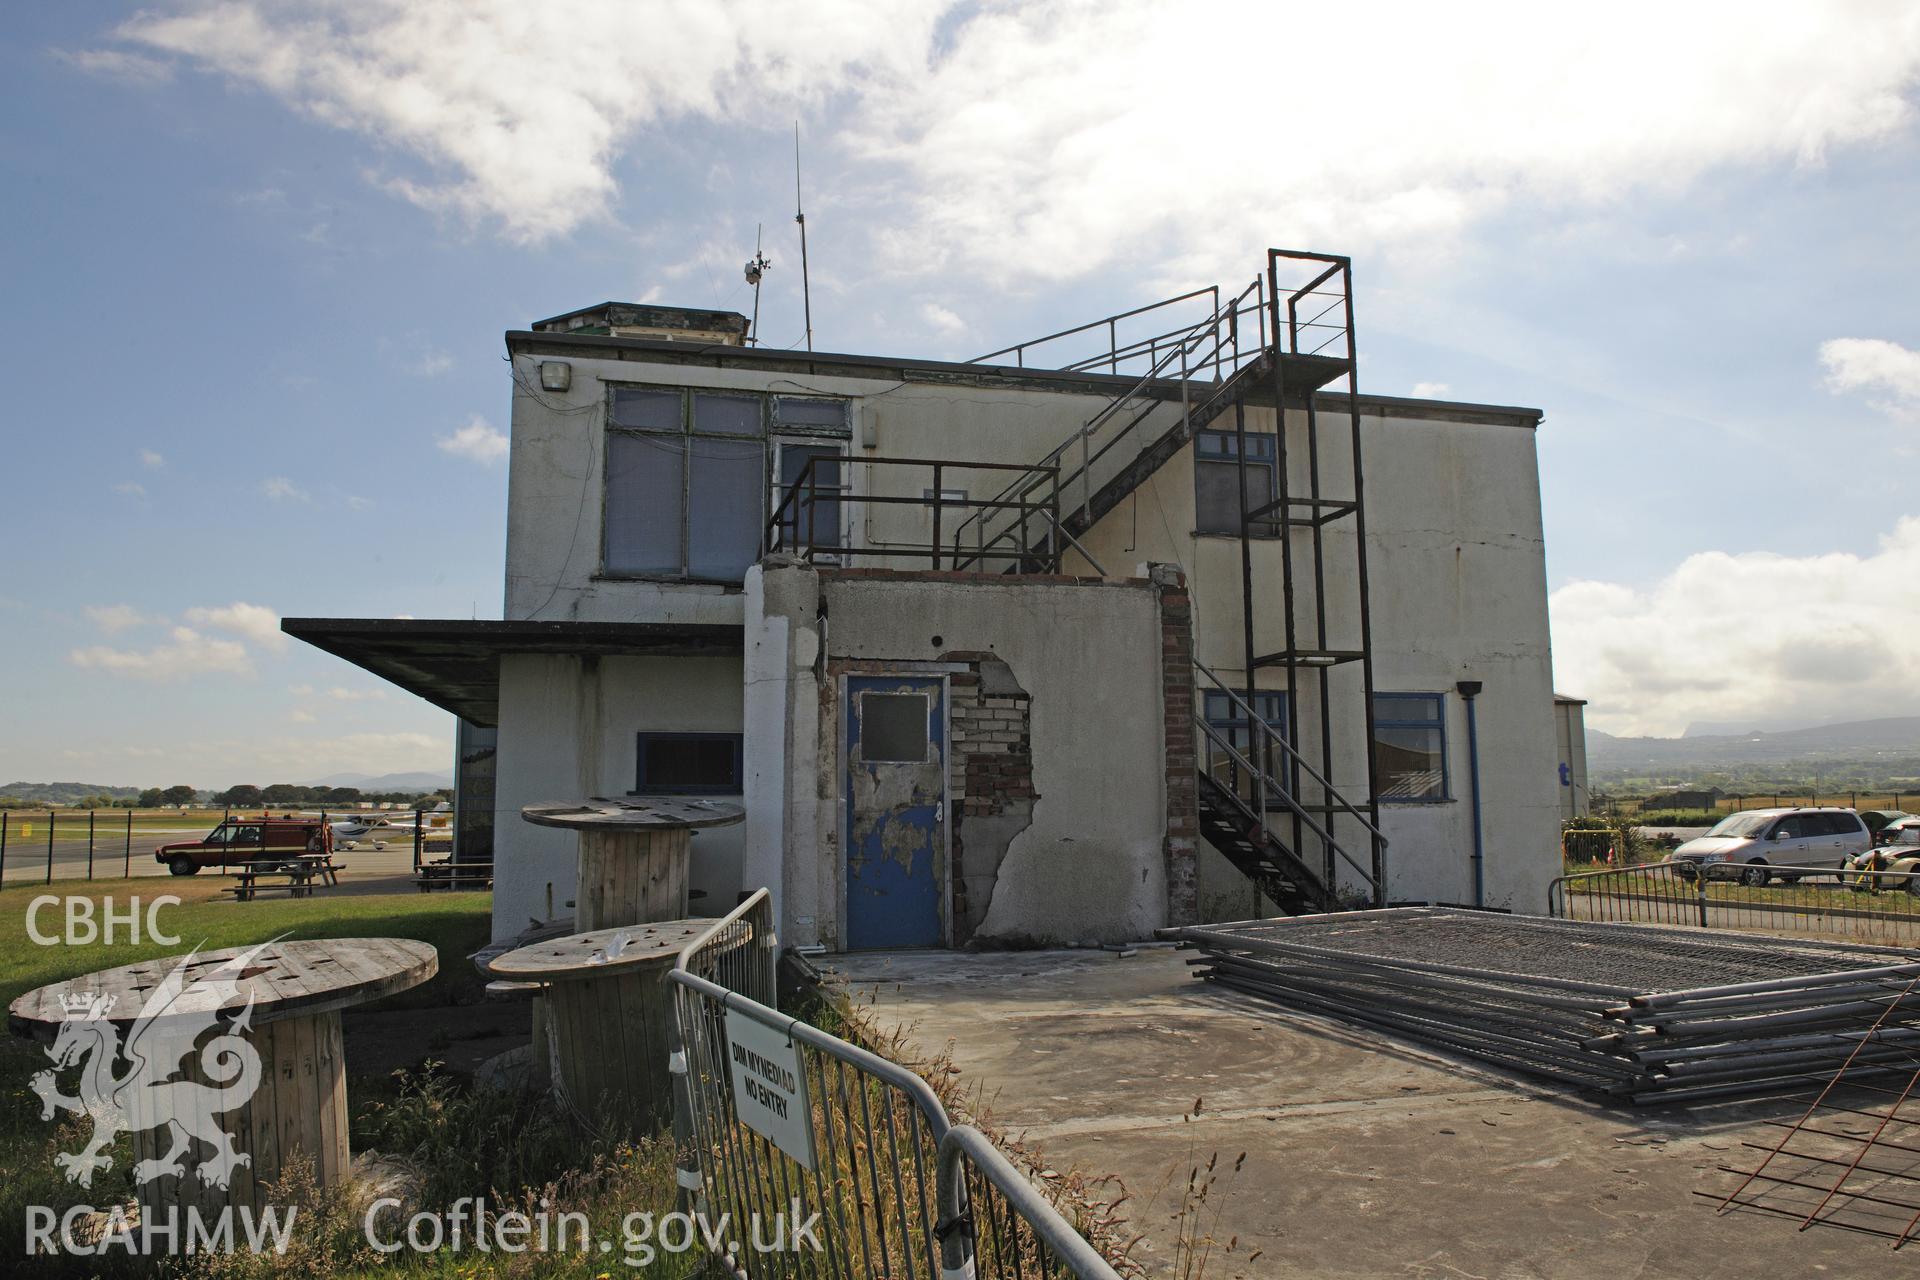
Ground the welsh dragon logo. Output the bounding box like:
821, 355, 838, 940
32, 943, 273, 1191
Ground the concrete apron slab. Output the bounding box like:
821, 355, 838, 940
830, 947, 1888, 1279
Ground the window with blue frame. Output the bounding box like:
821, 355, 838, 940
1203, 689, 1288, 748
1203, 689, 1289, 806
632, 732, 743, 795
1373, 694, 1447, 801
1193, 431, 1279, 536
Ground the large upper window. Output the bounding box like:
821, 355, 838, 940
1194, 431, 1278, 536
1374, 693, 1448, 802
603, 387, 847, 582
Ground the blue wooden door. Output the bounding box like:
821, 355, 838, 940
845, 676, 945, 949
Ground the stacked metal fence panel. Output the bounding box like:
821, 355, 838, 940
1167, 908, 1920, 1105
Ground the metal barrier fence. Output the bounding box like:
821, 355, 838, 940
668, 891, 1121, 1279
1550, 861, 1920, 947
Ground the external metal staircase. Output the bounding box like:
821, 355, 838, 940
960, 250, 1392, 913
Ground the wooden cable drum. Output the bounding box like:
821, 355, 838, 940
488, 919, 713, 1137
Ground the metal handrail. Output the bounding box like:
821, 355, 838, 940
1196, 715, 1377, 887
1194, 660, 1386, 845
950, 281, 1264, 568
936, 1125, 1123, 1280
674, 885, 777, 994
970, 285, 1225, 373
769, 455, 1061, 570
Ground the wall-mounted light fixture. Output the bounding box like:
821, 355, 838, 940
539, 361, 572, 392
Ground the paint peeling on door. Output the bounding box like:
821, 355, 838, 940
844, 675, 946, 948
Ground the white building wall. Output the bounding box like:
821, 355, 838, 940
748, 565, 1170, 948
497, 338, 1561, 930
1072, 405, 1563, 912
491, 652, 745, 940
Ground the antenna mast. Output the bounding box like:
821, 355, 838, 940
743, 224, 771, 346
794, 121, 814, 352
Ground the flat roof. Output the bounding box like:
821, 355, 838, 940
281, 618, 743, 727
504, 329, 1544, 428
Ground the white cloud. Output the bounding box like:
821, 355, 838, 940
69, 626, 253, 681
436, 415, 508, 465
920, 302, 968, 340
850, 4, 1920, 285
325, 685, 386, 702
261, 476, 310, 502
139, 448, 166, 469
290, 707, 317, 724
1821, 337, 1920, 420
108, 3, 1920, 284
112, 481, 147, 497
1411, 382, 1451, 399
118, 0, 940, 242
53, 47, 174, 84
85, 604, 158, 633
1550, 516, 1920, 736
184, 601, 287, 653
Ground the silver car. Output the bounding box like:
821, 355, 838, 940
1665, 807, 1874, 886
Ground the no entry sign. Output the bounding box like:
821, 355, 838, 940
723, 1008, 817, 1169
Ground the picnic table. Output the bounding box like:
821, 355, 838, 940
413, 855, 493, 892
488, 919, 711, 1133
9, 938, 436, 1218
522, 798, 744, 931
232, 856, 339, 900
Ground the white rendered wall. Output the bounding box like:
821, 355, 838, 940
751, 565, 1169, 948
490, 652, 746, 940
1072, 406, 1563, 912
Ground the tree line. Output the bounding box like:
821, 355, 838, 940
0, 784, 451, 809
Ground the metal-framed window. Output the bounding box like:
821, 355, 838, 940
1202, 689, 1288, 746
1203, 689, 1289, 807
773, 438, 847, 552
631, 732, 743, 795
1194, 430, 1279, 536
1373, 693, 1448, 802
602, 386, 848, 582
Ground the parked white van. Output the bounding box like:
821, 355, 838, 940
1664, 808, 1873, 886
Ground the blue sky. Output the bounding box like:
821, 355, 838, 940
4, 2, 1919, 786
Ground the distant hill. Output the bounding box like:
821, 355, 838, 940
1590, 717, 1920, 781
300, 771, 452, 793
0, 781, 140, 804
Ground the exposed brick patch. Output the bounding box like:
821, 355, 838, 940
1155, 564, 1200, 926
823, 653, 1034, 948
947, 666, 1034, 944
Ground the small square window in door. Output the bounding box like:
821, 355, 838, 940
858, 693, 930, 762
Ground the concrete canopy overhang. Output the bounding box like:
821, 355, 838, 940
280, 617, 745, 728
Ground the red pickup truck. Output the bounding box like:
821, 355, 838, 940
154, 815, 333, 876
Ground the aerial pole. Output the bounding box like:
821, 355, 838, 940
794, 121, 814, 352
743, 223, 771, 346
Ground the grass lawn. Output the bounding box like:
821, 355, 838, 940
0, 879, 496, 1275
